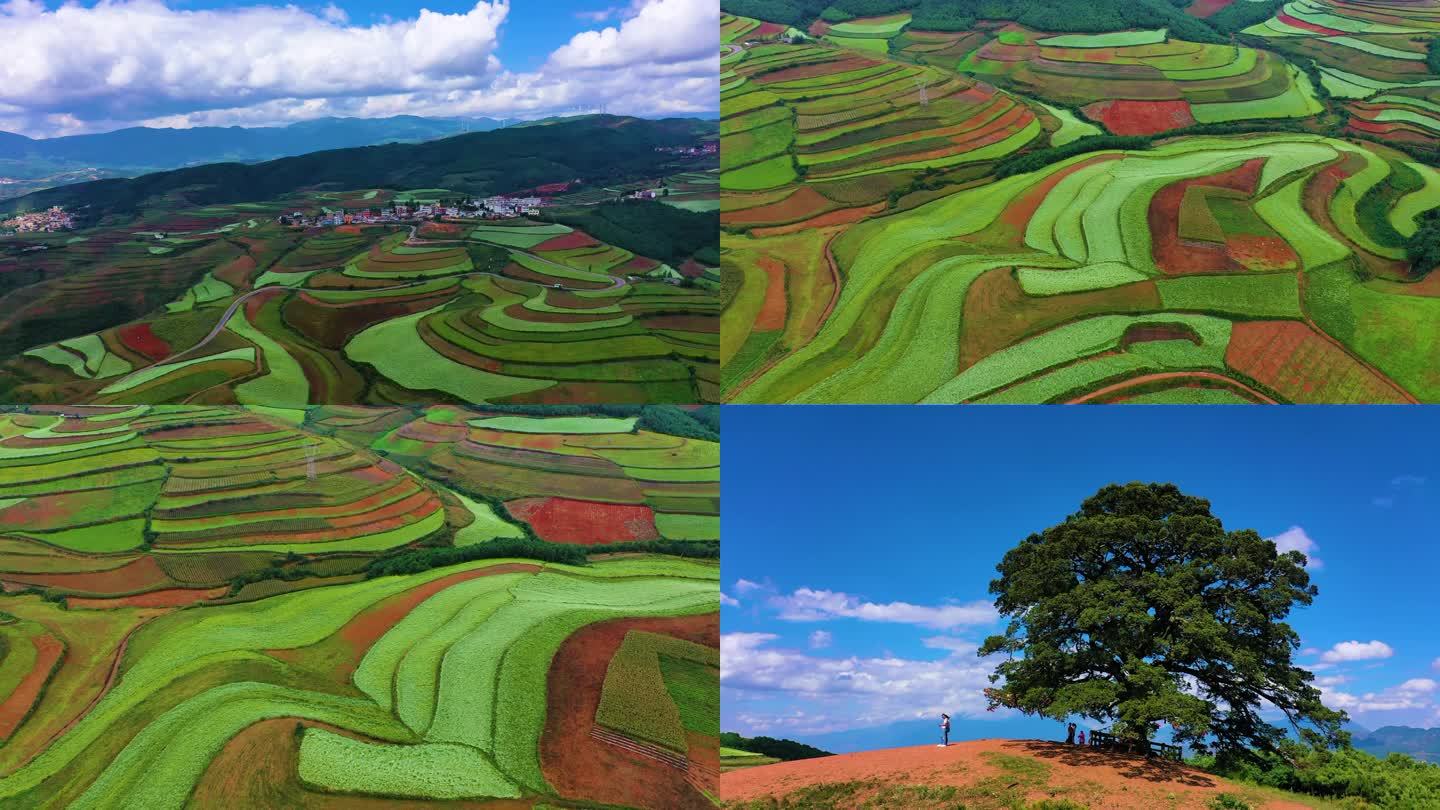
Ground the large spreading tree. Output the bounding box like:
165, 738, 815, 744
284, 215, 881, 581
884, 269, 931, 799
980, 482, 1347, 760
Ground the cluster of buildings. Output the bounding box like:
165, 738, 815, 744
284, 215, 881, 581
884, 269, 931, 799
1, 206, 74, 233
655, 141, 718, 157
282, 196, 547, 228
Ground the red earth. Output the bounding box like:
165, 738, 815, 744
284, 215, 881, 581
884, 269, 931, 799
722, 739, 1309, 808
534, 230, 601, 251
0, 633, 63, 741
541, 613, 718, 810
1149, 159, 1264, 275
754, 256, 787, 331
1084, 99, 1195, 136
1187, 0, 1238, 17
116, 322, 171, 362
504, 497, 659, 544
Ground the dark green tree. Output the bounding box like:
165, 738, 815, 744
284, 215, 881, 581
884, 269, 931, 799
979, 482, 1346, 760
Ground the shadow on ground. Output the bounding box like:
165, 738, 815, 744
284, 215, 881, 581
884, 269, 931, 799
1016, 741, 1217, 788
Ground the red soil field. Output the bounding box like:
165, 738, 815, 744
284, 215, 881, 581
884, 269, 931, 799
1084, 99, 1195, 136
723, 186, 835, 227
754, 21, 786, 38
754, 256, 787, 331
504, 497, 659, 544
4, 555, 172, 596
1227, 234, 1298, 271
534, 230, 601, 251
0, 633, 63, 741
417, 221, 462, 237
116, 322, 171, 362
986, 154, 1120, 245
755, 55, 866, 84
68, 586, 229, 609
1149, 159, 1263, 275
1225, 320, 1410, 403
1277, 10, 1344, 35
213, 255, 256, 288
751, 201, 886, 237
541, 613, 718, 810
722, 739, 1297, 808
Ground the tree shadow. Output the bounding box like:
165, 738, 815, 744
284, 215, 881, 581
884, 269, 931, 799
1015, 740, 1217, 788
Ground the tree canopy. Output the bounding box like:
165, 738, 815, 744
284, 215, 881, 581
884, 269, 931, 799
980, 482, 1346, 760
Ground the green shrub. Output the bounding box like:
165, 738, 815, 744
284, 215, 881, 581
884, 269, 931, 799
1208, 794, 1250, 810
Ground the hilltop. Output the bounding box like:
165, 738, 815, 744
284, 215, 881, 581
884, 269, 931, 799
720, 739, 1326, 809
0, 115, 718, 221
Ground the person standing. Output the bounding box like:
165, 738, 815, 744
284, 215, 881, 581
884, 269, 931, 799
1066, 722, 1076, 744
1077, 729, 1086, 746
939, 713, 951, 747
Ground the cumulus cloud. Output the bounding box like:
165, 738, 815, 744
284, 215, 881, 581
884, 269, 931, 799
1324, 677, 1438, 714
809, 630, 832, 650
1268, 526, 1323, 569
768, 588, 999, 630
0, 0, 717, 136
1321, 640, 1395, 663
721, 592, 739, 608
721, 632, 996, 734
548, 0, 716, 71
734, 579, 764, 595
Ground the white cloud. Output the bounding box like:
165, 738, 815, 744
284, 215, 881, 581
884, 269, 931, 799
548, 0, 716, 71
1392, 475, 1427, 487
0, 0, 716, 137
721, 592, 739, 608
768, 588, 999, 630
1433, 658, 1440, 672
734, 578, 764, 595
1324, 677, 1438, 715
922, 636, 979, 655
721, 632, 996, 734
1268, 526, 1323, 569
808, 630, 832, 650
1321, 640, 1395, 663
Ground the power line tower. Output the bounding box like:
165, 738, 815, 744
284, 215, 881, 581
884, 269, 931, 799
914, 75, 929, 107
306, 440, 318, 482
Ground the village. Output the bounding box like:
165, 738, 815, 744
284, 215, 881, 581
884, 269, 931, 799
281, 180, 681, 229
0, 205, 75, 234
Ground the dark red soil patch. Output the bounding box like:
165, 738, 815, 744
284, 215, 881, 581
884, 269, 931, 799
1225, 319, 1409, 403
1149, 158, 1263, 275
1187, 0, 1237, 17
69, 586, 228, 609
1120, 323, 1202, 348
5, 555, 172, 596
534, 230, 601, 251
541, 613, 718, 810
1277, 10, 1344, 35
1084, 99, 1195, 136
754, 256, 787, 331
0, 633, 63, 741
116, 322, 171, 362
504, 497, 659, 544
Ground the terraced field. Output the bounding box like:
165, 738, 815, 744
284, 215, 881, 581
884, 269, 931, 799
0, 403, 720, 808
954, 26, 1323, 135
1245, 0, 1440, 107
727, 130, 1439, 403
721, 3, 1440, 404
2, 194, 719, 405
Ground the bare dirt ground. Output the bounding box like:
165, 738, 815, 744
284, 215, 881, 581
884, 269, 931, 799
720, 738, 1321, 809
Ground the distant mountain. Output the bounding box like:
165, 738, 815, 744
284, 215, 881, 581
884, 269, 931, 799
0, 115, 512, 196
1351, 726, 1440, 763
0, 115, 718, 221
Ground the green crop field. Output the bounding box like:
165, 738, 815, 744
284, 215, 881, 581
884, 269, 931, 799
722, 1, 1440, 408
3, 181, 719, 405
0, 403, 720, 808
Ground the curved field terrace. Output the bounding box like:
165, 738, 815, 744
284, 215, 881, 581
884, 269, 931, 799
721, 4, 1440, 404
0, 403, 720, 808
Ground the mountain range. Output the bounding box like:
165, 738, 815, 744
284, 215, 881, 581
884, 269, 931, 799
1351, 725, 1440, 763
0, 115, 513, 198
0, 115, 718, 221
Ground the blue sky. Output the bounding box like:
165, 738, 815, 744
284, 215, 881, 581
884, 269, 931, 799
0, 0, 716, 136
722, 406, 1440, 750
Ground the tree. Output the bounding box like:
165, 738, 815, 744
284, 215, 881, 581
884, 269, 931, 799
979, 482, 1346, 760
